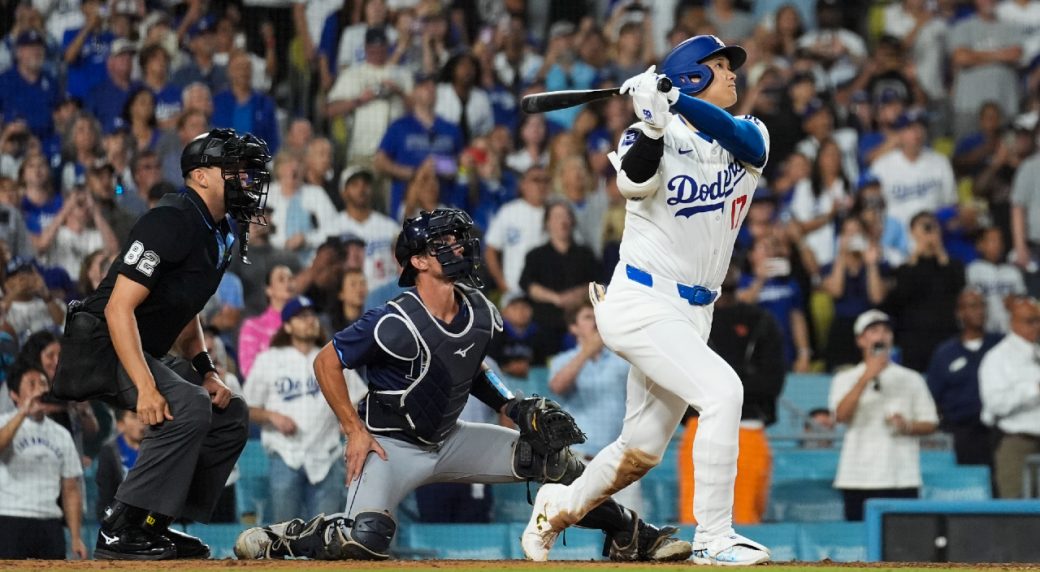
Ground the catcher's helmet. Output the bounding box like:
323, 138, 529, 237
395, 208, 481, 287
659, 35, 746, 97
181, 128, 271, 225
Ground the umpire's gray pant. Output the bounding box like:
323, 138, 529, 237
109, 354, 248, 521
344, 422, 519, 519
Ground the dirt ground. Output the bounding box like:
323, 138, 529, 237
4, 561, 1040, 572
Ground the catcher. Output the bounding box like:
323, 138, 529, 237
235, 208, 690, 562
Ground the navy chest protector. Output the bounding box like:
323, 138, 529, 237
361, 286, 496, 445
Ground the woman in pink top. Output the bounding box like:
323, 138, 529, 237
238, 265, 295, 378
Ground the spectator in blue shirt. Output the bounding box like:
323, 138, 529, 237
374, 71, 464, 217
738, 232, 813, 372
137, 44, 182, 129
0, 31, 61, 142
85, 38, 136, 134
212, 50, 280, 154
926, 288, 1001, 467
548, 301, 629, 460
170, 15, 228, 93
61, 0, 114, 100
16, 151, 62, 242
120, 86, 161, 153
539, 22, 596, 131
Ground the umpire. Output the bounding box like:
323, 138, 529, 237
52, 129, 269, 560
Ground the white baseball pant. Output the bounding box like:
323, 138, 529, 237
549, 264, 744, 539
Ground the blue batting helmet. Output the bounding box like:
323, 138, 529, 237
659, 35, 747, 96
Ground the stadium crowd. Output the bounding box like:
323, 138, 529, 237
2, 0, 1040, 559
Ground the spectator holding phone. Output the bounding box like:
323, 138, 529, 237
739, 233, 813, 372
830, 310, 938, 521
884, 211, 966, 372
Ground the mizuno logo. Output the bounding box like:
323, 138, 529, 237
678, 148, 693, 155
454, 343, 476, 358
101, 531, 118, 545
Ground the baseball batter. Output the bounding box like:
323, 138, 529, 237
523, 35, 772, 565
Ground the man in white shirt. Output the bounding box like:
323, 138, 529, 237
979, 297, 1040, 497
0, 363, 86, 559
326, 28, 411, 165
829, 309, 939, 521
484, 166, 550, 295
872, 112, 957, 233
325, 167, 400, 292
243, 296, 347, 523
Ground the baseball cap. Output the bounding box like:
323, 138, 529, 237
414, 70, 437, 84
365, 27, 389, 46
892, 110, 928, 130
281, 296, 315, 322
856, 171, 880, 191
853, 309, 891, 337
186, 15, 216, 40
110, 38, 138, 56
5, 256, 36, 278
801, 98, 827, 121
339, 165, 374, 190
15, 30, 45, 47
548, 21, 575, 39
88, 159, 115, 174
500, 291, 532, 309
875, 86, 904, 106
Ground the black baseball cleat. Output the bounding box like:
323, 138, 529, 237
143, 513, 211, 559
95, 502, 176, 560
607, 516, 692, 562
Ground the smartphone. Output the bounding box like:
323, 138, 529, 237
847, 234, 868, 253
765, 257, 790, 278
433, 155, 457, 177
478, 26, 494, 45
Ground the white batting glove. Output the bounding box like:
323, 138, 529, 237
620, 65, 679, 138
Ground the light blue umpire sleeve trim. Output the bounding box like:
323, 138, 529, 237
671, 92, 767, 168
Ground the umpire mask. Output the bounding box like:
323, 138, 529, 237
221, 133, 271, 227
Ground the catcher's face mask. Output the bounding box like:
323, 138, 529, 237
397, 208, 482, 287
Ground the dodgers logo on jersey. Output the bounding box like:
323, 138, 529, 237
666, 161, 747, 218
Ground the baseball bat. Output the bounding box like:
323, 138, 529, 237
521, 77, 673, 114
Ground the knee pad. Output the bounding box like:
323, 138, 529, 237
512, 438, 585, 484
322, 512, 396, 561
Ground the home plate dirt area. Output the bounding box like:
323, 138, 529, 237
4, 561, 1040, 572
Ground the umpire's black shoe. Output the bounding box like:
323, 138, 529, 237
95, 502, 177, 560
143, 512, 211, 559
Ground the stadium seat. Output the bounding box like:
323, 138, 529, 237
491, 482, 535, 522
771, 449, 840, 482
399, 523, 513, 559
922, 465, 992, 501
734, 523, 800, 562
797, 521, 868, 562
766, 479, 844, 522
237, 439, 270, 524
507, 523, 604, 560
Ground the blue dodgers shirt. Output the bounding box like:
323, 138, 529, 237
62, 28, 115, 99
0, 69, 61, 140
378, 115, 464, 217
739, 274, 803, 365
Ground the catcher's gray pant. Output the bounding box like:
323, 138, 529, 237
108, 354, 249, 521
345, 421, 519, 519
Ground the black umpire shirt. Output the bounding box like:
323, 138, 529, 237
83, 188, 236, 358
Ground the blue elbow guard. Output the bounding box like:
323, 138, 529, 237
671, 93, 766, 168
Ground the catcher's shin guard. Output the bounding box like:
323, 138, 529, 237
321, 512, 397, 560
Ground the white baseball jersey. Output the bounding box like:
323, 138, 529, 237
616, 115, 770, 291
326, 211, 401, 291
871, 148, 957, 230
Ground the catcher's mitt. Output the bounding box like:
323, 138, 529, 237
506, 395, 586, 455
